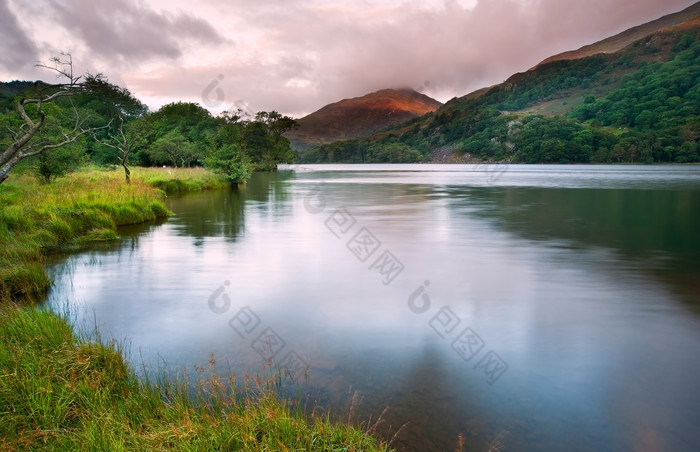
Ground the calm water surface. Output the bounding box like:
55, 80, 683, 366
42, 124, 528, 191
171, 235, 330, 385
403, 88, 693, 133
46, 164, 700, 451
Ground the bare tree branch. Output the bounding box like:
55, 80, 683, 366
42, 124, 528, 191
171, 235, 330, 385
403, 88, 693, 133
93, 115, 133, 182
34, 53, 82, 86
0, 53, 106, 184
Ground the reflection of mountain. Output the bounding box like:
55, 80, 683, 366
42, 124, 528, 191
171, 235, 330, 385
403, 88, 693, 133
453, 186, 700, 307
165, 171, 295, 243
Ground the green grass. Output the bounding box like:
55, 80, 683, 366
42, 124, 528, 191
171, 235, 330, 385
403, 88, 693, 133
0, 167, 228, 302
0, 306, 392, 451
0, 166, 391, 451
0, 168, 177, 303
133, 167, 228, 194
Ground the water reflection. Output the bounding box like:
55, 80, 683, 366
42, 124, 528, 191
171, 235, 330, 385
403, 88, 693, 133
452, 186, 700, 308
165, 170, 295, 245
166, 189, 246, 244
45, 165, 700, 452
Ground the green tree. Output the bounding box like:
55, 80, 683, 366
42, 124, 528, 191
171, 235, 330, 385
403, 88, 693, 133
676, 141, 700, 163
243, 121, 271, 167
204, 143, 252, 184
0, 54, 107, 184
31, 138, 87, 183
254, 110, 299, 142
136, 102, 217, 166
245, 111, 298, 170
77, 78, 148, 168
146, 128, 197, 167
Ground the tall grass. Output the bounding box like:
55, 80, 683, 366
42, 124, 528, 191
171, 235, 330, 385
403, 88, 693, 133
0, 167, 231, 302
133, 166, 228, 194
0, 166, 392, 450
0, 167, 183, 303
0, 306, 392, 451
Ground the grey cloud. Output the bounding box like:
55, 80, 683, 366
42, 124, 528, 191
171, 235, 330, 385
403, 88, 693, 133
43, 0, 227, 62
103, 0, 700, 117
0, 0, 39, 71
273, 0, 696, 112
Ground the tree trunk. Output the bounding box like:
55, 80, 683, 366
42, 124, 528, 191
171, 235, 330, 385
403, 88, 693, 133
123, 163, 131, 184
0, 153, 22, 185
121, 151, 131, 184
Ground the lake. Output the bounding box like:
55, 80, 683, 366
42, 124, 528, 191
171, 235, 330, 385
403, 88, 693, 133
46, 164, 700, 451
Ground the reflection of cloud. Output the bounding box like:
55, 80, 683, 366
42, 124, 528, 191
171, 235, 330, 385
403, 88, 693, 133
0, 0, 694, 116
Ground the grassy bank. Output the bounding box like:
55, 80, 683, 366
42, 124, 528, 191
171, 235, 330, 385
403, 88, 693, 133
0, 167, 227, 302
0, 167, 391, 451
0, 306, 391, 451
132, 167, 229, 194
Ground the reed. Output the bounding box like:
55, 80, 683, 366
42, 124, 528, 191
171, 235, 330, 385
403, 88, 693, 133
0, 306, 391, 451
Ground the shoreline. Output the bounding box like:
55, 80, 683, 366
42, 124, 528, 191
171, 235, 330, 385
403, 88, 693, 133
0, 166, 392, 451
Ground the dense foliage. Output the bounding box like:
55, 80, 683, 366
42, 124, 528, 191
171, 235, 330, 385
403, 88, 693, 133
301, 27, 700, 164
0, 79, 297, 184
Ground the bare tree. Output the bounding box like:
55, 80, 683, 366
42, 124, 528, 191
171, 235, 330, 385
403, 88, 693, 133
94, 115, 132, 183
0, 53, 104, 184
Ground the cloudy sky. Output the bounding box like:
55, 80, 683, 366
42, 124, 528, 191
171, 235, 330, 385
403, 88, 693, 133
0, 0, 695, 117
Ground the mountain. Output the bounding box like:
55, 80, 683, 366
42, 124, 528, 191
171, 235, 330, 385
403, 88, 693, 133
300, 3, 700, 165
284, 89, 442, 150
536, 2, 700, 67
0, 81, 35, 111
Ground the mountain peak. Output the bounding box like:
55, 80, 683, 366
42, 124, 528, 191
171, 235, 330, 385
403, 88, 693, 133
285, 88, 442, 150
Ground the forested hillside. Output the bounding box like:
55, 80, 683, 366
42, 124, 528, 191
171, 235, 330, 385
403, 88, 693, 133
300, 23, 700, 164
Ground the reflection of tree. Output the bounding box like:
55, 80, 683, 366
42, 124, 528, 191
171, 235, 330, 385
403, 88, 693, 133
241, 170, 295, 217
454, 186, 700, 307
166, 189, 246, 243
43, 218, 167, 305
167, 171, 295, 243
